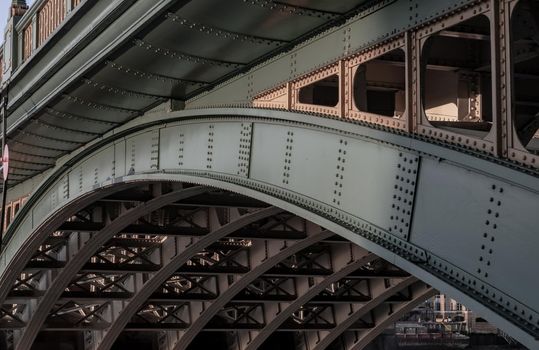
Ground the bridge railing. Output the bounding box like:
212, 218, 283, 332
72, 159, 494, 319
18, 0, 82, 64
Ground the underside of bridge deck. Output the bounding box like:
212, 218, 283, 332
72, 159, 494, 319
0, 0, 538, 349
0, 107, 535, 349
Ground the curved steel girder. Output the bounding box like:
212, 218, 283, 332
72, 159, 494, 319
2, 108, 538, 348
0, 181, 144, 305
164, 230, 335, 350
309, 277, 420, 350
242, 252, 378, 350
16, 186, 209, 350
346, 284, 436, 350
93, 206, 284, 350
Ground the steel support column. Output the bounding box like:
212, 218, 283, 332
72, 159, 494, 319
16, 186, 208, 350
92, 206, 283, 350
241, 250, 377, 350
0, 182, 141, 305
161, 230, 335, 350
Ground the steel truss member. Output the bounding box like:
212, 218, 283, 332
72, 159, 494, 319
90, 205, 285, 349
15, 186, 209, 349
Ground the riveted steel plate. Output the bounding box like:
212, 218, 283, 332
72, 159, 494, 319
411, 158, 539, 313
411, 159, 500, 266
89, 64, 201, 100
194, 76, 251, 106
348, 0, 409, 47
285, 127, 343, 203
70, 81, 161, 111
210, 122, 245, 175
339, 137, 412, 233
175, 123, 211, 171
79, 146, 115, 190
278, 0, 370, 13
251, 55, 293, 95
68, 166, 84, 199
159, 125, 183, 171
125, 130, 159, 173
143, 18, 277, 64
293, 28, 347, 73
249, 123, 291, 187
39, 109, 113, 136
177, 0, 327, 41
114, 140, 127, 178
1, 110, 539, 348
250, 123, 416, 234
51, 97, 135, 125
479, 181, 539, 314
411, 0, 479, 25
23, 122, 93, 145
116, 45, 236, 84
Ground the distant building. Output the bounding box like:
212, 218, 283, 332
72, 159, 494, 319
430, 294, 498, 334
397, 294, 499, 335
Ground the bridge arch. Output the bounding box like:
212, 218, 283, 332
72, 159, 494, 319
2, 176, 433, 350
0, 108, 538, 349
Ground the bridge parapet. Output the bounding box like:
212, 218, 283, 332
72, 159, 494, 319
1, 0, 82, 85
0, 108, 536, 348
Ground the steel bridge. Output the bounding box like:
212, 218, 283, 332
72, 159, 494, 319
0, 0, 537, 349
